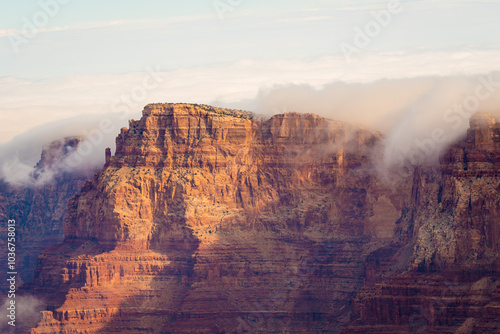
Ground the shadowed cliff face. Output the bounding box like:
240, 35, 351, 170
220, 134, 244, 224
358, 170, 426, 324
400, 112, 500, 273
0, 137, 95, 294
29, 103, 411, 333
345, 113, 500, 334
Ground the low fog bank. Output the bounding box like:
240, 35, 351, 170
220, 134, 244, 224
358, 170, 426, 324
0, 295, 43, 332
0, 111, 141, 186
3, 73, 500, 186
235, 72, 500, 170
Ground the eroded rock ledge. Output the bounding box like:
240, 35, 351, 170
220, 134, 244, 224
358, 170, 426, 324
27, 104, 499, 333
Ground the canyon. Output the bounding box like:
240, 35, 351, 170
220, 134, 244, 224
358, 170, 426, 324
2, 103, 498, 333
344, 113, 500, 334
0, 137, 95, 293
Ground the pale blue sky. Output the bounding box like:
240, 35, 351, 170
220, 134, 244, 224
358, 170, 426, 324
2, 0, 500, 78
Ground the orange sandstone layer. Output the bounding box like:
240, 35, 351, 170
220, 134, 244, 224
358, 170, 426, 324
29, 104, 409, 333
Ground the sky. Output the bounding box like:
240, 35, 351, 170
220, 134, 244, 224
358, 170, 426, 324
2, 0, 500, 78
2, 0, 500, 184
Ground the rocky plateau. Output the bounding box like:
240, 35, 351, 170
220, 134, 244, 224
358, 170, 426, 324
2, 103, 498, 333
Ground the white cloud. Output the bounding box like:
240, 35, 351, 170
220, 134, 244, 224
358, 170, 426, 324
277, 16, 330, 23
1, 50, 500, 146
0, 111, 140, 186
2, 51, 500, 185
248, 73, 500, 171
0, 15, 209, 37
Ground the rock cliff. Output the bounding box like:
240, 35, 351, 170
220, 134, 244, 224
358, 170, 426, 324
29, 103, 411, 333
0, 137, 95, 293
25, 104, 500, 333
344, 112, 500, 333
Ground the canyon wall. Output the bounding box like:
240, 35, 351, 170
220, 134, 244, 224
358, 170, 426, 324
25, 104, 499, 333
29, 104, 410, 333
0, 137, 94, 293
344, 112, 500, 333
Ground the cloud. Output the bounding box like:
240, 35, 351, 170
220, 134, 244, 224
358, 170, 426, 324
276, 16, 330, 23
0, 295, 43, 333
3, 49, 500, 145
4, 72, 500, 187
2, 54, 500, 186
238, 72, 500, 170
0, 111, 140, 186
0, 15, 209, 37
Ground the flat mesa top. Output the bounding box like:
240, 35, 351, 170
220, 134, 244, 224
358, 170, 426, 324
143, 103, 254, 120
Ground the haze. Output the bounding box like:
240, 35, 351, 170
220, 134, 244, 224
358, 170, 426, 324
2, 0, 500, 184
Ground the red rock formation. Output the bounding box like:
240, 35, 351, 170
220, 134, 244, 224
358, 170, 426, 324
26, 105, 500, 333
345, 113, 500, 333
29, 104, 410, 333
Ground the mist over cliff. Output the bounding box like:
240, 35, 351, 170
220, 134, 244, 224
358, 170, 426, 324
2, 73, 500, 186
0, 111, 140, 186
22, 103, 500, 333
245, 73, 500, 168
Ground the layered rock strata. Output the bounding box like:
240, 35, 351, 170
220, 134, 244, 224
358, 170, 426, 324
27, 105, 500, 333
29, 104, 410, 333
344, 112, 500, 333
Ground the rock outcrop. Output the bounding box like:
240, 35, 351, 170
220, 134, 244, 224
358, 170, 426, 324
344, 112, 500, 333
25, 104, 500, 333
29, 104, 411, 333
0, 137, 95, 293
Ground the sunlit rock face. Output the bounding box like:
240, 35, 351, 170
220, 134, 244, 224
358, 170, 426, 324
27, 104, 499, 333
